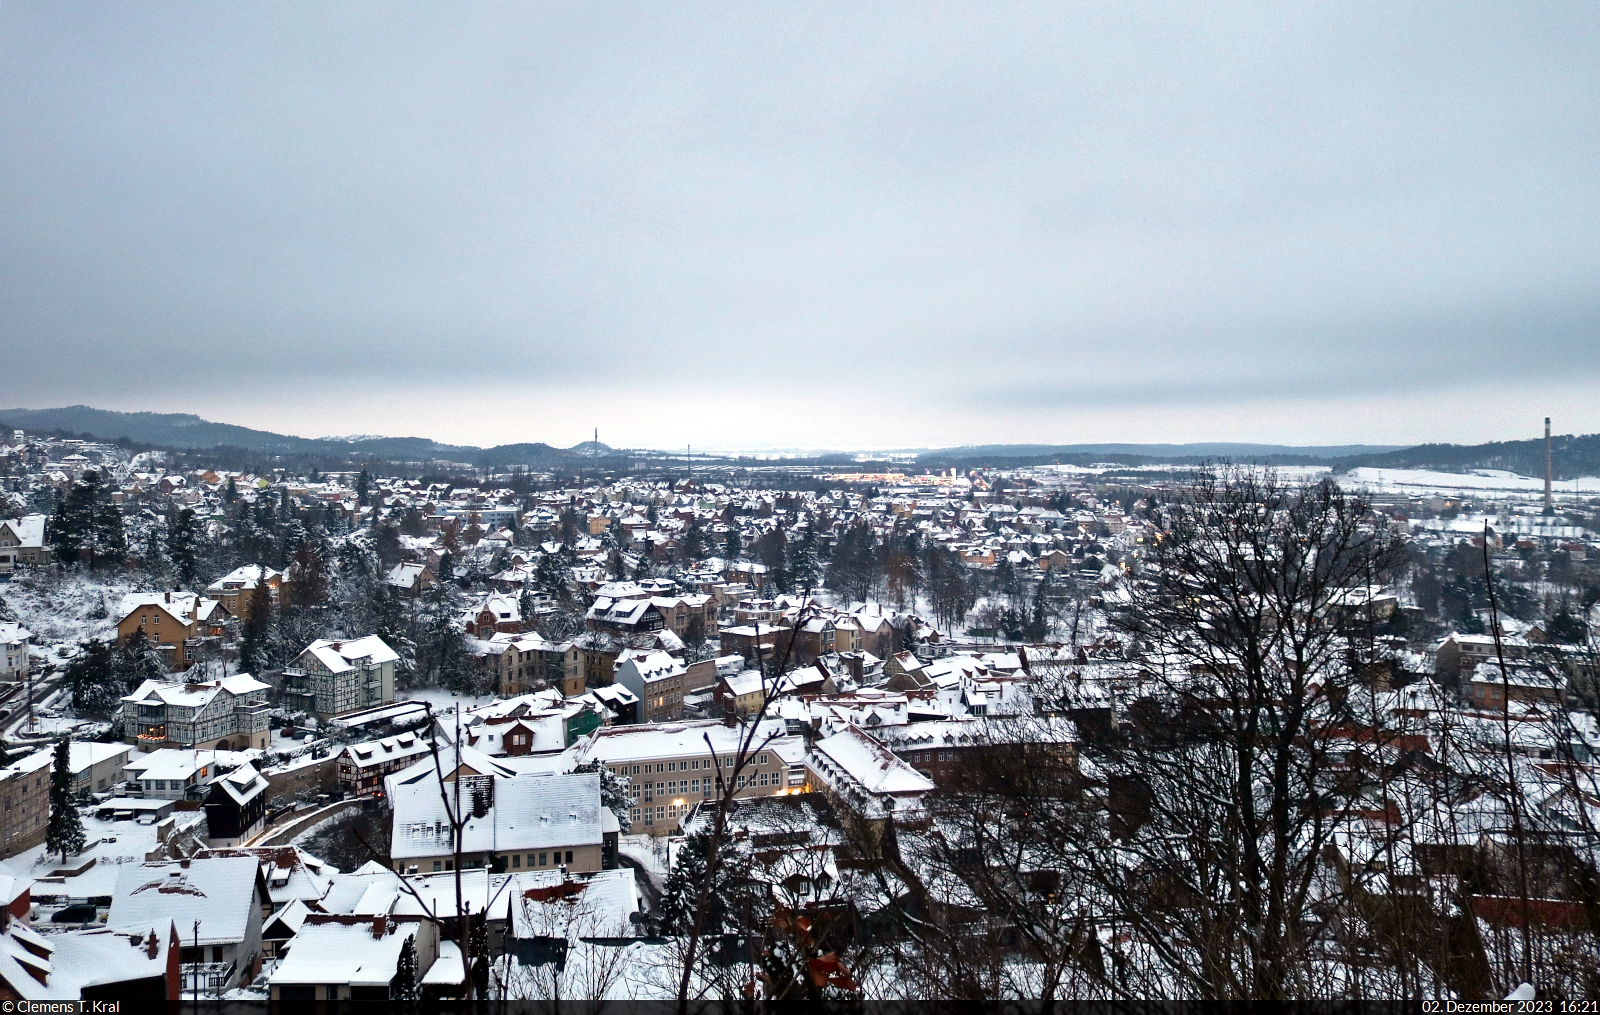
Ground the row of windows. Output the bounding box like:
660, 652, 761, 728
612, 754, 768, 776
901, 749, 957, 763
510, 849, 574, 868
630, 803, 685, 826
427, 849, 575, 873
632, 770, 782, 798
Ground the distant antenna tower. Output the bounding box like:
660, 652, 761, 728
1543, 417, 1554, 516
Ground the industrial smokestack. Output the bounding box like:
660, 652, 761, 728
1544, 417, 1554, 516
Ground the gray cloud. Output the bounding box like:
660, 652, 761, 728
3, 2, 1597, 446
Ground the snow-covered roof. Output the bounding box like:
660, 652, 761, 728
199, 846, 334, 909
1, 740, 132, 779
614, 649, 683, 682
0, 515, 46, 548
123, 748, 255, 784
301, 635, 400, 673
209, 762, 269, 806
108, 856, 262, 946
389, 772, 603, 861
575, 718, 790, 765
344, 732, 430, 770
812, 725, 935, 797
507, 868, 639, 937
207, 564, 280, 592
269, 915, 427, 987
116, 590, 201, 625
121, 673, 269, 709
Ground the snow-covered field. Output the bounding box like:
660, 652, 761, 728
1344, 466, 1599, 497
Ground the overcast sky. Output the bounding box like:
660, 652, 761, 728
3, 3, 1597, 451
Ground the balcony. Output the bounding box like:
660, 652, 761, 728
180, 960, 236, 996
234, 701, 271, 732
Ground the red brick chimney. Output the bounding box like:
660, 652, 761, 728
372, 915, 386, 938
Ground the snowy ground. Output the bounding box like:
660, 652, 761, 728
406, 687, 501, 714
1345, 466, 1599, 498
618, 833, 669, 880
12, 807, 208, 903
1, 570, 144, 650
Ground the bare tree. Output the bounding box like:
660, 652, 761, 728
1086, 466, 1405, 998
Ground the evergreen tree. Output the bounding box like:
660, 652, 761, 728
356, 466, 371, 508
167, 508, 201, 587
48, 480, 92, 566
534, 551, 569, 606
572, 760, 632, 832
67, 640, 120, 715
654, 829, 759, 936
682, 521, 706, 561
45, 736, 86, 864
468, 913, 490, 997
224, 476, 238, 504
436, 551, 454, 583
393, 934, 419, 1000
517, 582, 536, 630
286, 541, 331, 609
790, 539, 820, 592
239, 591, 273, 674
142, 528, 169, 579
1024, 581, 1052, 641
116, 629, 167, 689
724, 525, 741, 560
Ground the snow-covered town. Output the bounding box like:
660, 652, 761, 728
0, 425, 1597, 1002
7, 3, 1600, 1002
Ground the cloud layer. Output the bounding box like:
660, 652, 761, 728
4, 3, 1597, 448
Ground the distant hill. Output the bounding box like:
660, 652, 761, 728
0, 405, 340, 454
5, 404, 1593, 478
1334, 433, 1600, 480
0, 405, 591, 467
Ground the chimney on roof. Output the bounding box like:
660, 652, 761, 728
372, 915, 386, 938
146, 929, 160, 958
165, 592, 171, 603
179, 858, 190, 869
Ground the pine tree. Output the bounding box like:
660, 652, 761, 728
356, 466, 371, 508
143, 528, 168, 579
46, 736, 86, 864
436, 551, 454, 583
167, 508, 201, 587
572, 760, 632, 832
393, 934, 419, 1000
86, 472, 127, 569
468, 913, 489, 997
654, 829, 757, 936
224, 476, 238, 504
48, 481, 91, 566
682, 522, 706, 561
790, 540, 820, 593
68, 640, 120, 715
517, 582, 536, 630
